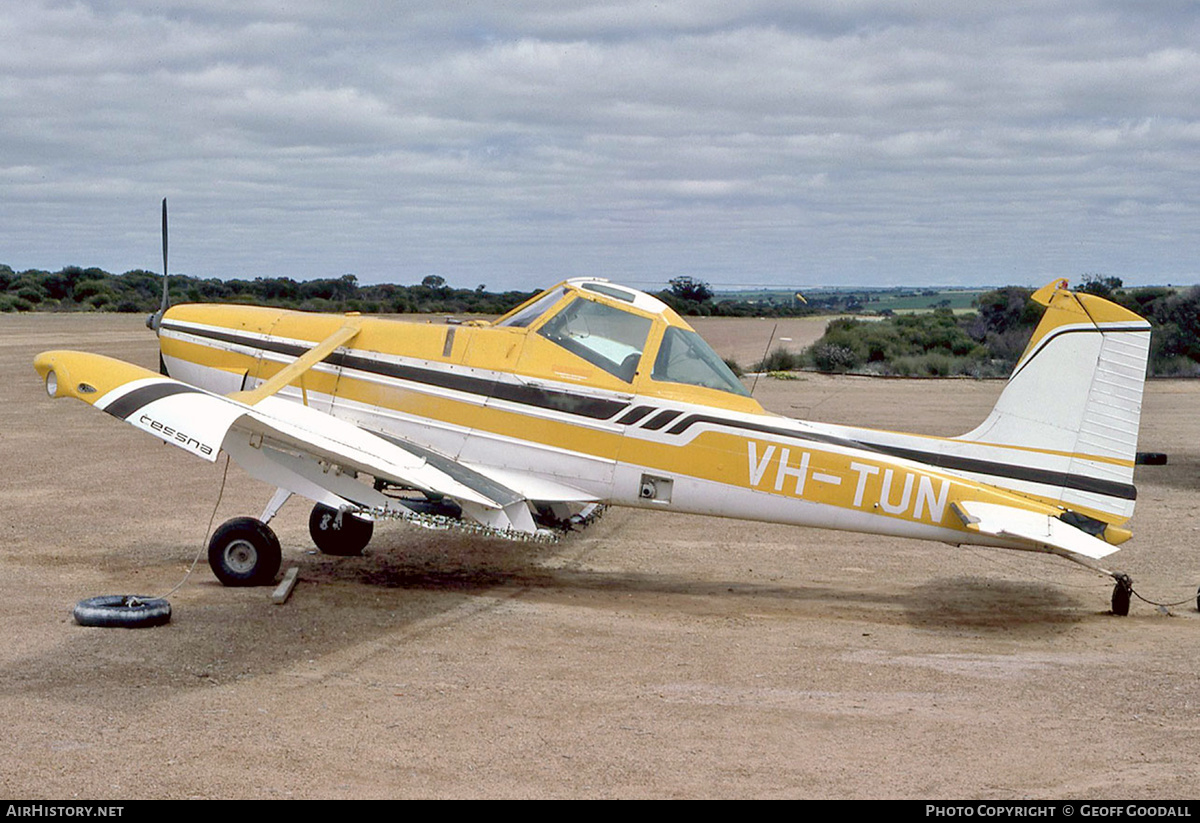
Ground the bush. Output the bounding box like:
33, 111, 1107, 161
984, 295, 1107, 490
754, 346, 802, 372
888, 353, 956, 376
809, 343, 860, 372
803, 312, 985, 375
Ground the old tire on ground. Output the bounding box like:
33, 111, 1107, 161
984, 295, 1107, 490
73, 595, 171, 628
309, 503, 373, 556
208, 517, 282, 587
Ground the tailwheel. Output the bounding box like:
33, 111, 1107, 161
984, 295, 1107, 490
1111, 573, 1133, 617
208, 517, 282, 587
309, 503, 374, 556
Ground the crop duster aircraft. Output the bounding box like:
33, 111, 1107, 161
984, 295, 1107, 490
33, 239, 1153, 614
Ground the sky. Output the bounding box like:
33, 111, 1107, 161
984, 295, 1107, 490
2, 1, 1198, 291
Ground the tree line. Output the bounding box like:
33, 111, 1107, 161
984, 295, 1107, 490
0, 266, 541, 316
3, 265, 1196, 377
0, 267, 819, 317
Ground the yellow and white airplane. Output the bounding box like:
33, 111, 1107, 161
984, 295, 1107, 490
34, 264, 1152, 613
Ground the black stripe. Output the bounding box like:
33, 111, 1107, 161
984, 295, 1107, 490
163, 322, 302, 357
162, 322, 629, 422
488, 380, 627, 420
616, 405, 656, 426
1012, 324, 1148, 380
662, 413, 1135, 502
102, 383, 201, 420
864, 443, 1136, 501
641, 410, 684, 431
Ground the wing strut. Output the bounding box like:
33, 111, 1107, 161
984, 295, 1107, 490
231, 318, 362, 406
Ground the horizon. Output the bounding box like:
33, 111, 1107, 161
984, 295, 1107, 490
6, 259, 1196, 296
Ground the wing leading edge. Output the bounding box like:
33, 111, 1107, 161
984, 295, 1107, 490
34, 350, 584, 535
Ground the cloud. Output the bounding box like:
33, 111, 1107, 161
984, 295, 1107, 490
1, 1, 1197, 288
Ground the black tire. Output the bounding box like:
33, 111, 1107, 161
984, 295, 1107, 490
73, 595, 171, 628
208, 517, 282, 587
1111, 574, 1132, 617
309, 503, 373, 556
1136, 452, 1168, 466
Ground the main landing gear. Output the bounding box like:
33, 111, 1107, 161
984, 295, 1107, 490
207, 502, 376, 587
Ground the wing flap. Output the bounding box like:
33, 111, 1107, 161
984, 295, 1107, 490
233, 395, 500, 508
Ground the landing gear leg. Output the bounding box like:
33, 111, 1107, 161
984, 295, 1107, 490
1052, 551, 1135, 617
1111, 573, 1133, 617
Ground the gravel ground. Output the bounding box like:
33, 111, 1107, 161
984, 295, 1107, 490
2, 313, 1198, 799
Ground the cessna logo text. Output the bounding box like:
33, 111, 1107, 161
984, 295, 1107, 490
139, 414, 213, 456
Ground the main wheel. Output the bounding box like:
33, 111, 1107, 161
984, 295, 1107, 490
208, 517, 282, 587
309, 503, 373, 556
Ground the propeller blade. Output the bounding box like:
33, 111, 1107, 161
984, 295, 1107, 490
146, 198, 171, 333
160, 198, 169, 314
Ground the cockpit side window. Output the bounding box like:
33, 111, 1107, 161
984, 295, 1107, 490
495, 287, 567, 328
651, 327, 751, 396
537, 297, 653, 382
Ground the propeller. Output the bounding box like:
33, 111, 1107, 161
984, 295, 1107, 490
146, 198, 169, 332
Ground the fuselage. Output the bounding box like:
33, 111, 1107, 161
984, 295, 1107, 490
156, 279, 1125, 552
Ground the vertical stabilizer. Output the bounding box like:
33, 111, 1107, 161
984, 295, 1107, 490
957, 280, 1151, 521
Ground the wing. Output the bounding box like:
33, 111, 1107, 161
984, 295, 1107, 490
34, 350, 592, 535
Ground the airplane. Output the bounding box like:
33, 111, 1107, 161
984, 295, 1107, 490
32, 212, 1154, 615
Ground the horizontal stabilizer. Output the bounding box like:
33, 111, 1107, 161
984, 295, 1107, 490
953, 500, 1117, 560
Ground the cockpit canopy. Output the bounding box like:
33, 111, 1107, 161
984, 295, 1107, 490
495, 279, 750, 398
536, 297, 652, 383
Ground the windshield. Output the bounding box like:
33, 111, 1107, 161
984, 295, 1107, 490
651, 327, 750, 396
537, 297, 652, 382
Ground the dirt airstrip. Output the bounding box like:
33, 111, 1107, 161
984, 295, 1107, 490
1, 313, 1199, 799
